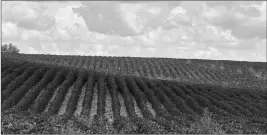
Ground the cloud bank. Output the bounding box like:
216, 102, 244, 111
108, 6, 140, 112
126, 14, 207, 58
2, 1, 266, 62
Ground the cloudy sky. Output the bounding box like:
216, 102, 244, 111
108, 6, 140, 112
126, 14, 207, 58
2, 1, 266, 62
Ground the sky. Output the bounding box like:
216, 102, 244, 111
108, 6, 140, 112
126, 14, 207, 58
1, 1, 266, 62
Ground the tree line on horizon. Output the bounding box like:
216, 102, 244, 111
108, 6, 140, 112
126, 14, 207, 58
1, 43, 20, 53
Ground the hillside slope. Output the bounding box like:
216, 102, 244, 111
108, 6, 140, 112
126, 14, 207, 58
1, 53, 267, 134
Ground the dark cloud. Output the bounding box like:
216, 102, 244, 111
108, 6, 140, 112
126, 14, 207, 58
73, 1, 175, 37
72, 2, 137, 36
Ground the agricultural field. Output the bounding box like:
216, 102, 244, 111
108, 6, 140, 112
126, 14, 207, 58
1, 53, 267, 134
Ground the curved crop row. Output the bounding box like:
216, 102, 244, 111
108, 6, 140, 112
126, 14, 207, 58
185, 86, 225, 115
180, 85, 231, 116
2, 68, 48, 110
125, 76, 153, 119
134, 78, 166, 117
145, 60, 156, 78
32, 69, 66, 114
197, 88, 240, 116
106, 75, 121, 121
2, 66, 39, 102
145, 80, 181, 117
64, 71, 87, 118
1, 63, 24, 78
209, 89, 259, 117
82, 72, 96, 115
158, 60, 173, 79
1, 64, 30, 91
162, 83, 196, 115
115, 76, 138, 119
181, 85, 212, 108
190, 86, 244, 116
157, 81, 194, 116
172, 85, 203, 115
152, 60, 164, 78
15, 68, 58, 111
47, 70, 77, 115
96, 74, 107, 116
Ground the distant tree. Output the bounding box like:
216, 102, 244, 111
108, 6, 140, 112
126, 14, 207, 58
1, 43, 20, 53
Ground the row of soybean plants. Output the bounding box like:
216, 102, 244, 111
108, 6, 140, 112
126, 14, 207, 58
11, 54, 184, 81
1, 60, 30, 87
11, 54, 179, 80
46, 70, 95, 118
2, 66, 49, 110
2, 64, 41, 103
136, 77, 258, 119
114, 74, 191, 119
167, 81, 266, 118
8, 54, 257, 83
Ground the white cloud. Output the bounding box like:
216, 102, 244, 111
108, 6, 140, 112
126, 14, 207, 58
28, 47, 39, 54
2, 22, 19, 39
2, 2, 55, 31
73, 1, 172, 36
1, 1, 266, 62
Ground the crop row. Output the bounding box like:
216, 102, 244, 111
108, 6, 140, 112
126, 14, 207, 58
1, 62, 266, 121
3, 53, 266, 90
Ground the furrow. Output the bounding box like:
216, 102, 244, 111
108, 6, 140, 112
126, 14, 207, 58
89, 85, 98, 122
131, 93, 143, 118
118, 92, 128, 117
74, 83, 87, 116
104, 84, 114, 123
30, 88, 46, 111
146, 101, 156, 117
44, 85, 61, 113
58, 85, 74, 115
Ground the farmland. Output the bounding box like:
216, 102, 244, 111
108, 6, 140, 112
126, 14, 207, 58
1, 53, 267, 134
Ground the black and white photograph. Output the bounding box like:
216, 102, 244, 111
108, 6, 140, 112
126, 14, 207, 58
1, 1, 267, 134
